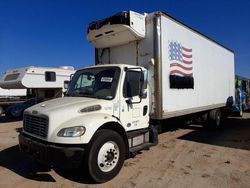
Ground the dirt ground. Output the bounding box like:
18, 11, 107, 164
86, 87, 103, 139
0, 113, 250, 188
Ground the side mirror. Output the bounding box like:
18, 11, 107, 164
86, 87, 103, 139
140, 89, 147, 99
64, 80, 70, 89
126, 98, 133, 105
140, 70, 148, 99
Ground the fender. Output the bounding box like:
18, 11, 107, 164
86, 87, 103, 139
51, 113, 122, 144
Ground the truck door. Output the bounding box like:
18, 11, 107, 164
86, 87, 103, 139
119, 69, 149, 131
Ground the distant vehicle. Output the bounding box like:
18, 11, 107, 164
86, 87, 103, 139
235, 75, 250, 115
5, 98, 43, 118
0, 87, 27, 115
0, 66, 75, 116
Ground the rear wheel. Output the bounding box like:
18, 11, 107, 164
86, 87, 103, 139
201, 112, 208, 123
87, 129, 125, 183
209, 109, 222, 129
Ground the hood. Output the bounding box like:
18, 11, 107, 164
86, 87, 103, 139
23, 96, 115, 143
25, 97, 106, 115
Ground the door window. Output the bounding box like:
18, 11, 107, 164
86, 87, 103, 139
123, 71, 141, 98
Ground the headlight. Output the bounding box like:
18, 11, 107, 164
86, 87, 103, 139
57, 126, 86, 137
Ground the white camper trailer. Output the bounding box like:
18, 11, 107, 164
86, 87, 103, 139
0, 87, 26, 115
0, 66, 75, 117
19, 11, 235, 182
0, 87, 26, 98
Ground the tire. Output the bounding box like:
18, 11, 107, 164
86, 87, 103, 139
201, 112, 208, 122
209, 109, 222, 129
201, 112, 209, 127
86, 129, 125, 183
0, 106, 3, 116
239, 105, 243, 117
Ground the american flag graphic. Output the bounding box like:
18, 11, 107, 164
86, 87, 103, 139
169, 41, 193, 77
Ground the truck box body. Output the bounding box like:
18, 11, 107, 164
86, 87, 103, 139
89, 11, 235, 119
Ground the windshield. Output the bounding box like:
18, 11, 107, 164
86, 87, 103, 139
66, 67, 120, 100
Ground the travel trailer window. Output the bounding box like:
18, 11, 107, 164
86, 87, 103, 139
123, 71, 141, 98
4, 73, 20, 81
45, 71, 56, 82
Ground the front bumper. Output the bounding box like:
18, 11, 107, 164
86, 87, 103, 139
19, 132, 85, 168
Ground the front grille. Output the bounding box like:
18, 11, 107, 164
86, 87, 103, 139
23, 114, 48, 138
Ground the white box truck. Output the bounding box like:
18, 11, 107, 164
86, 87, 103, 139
0, 66, 75, 118
18, 11, 235, 182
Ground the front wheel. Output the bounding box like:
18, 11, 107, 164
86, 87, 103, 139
87, 129, 125, 183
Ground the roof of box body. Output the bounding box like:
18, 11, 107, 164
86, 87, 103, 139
88, 10, 234, 53
155, 11, 234, 53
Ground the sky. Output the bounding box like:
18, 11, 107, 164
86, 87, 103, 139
0, 0, 250, 78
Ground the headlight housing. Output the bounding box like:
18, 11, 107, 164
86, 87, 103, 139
57, 126, 86, 137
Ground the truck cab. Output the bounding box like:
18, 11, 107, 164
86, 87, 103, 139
19, 64, 153, 182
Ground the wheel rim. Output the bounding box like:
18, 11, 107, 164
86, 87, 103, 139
97, 141, 120, 172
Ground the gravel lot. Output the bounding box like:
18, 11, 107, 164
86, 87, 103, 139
0, 113, 250, 188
